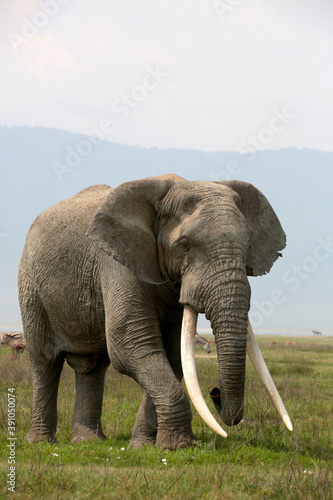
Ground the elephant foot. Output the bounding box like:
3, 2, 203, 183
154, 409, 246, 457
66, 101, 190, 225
71, 423, 107, 443
128, 436, 156, 448
26, 428, 56, 443
156, 426, 196, 450
129, 426, 156, 448
129, 421, 157, 448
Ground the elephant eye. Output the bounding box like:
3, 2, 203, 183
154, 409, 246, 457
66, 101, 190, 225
177, 238, 191, 252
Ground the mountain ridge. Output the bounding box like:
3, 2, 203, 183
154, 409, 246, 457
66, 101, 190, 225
0, 126, 332, 331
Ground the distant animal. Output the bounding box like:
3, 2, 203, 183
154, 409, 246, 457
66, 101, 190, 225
269, 340, 279, 347
195, 335, 213, 353
285, 340, 291, 346
305, 342, 316, 348
293, 341, 297, 346
8, 338, 26, 359
0, 331, 23, 346
312, 330, 322, 336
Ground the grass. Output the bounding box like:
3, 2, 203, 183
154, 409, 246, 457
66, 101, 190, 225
0, 335, 332, 499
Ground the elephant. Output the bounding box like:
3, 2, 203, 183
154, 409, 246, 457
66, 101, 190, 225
18, 174, 292, 450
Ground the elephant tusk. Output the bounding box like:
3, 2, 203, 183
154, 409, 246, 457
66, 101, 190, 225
181, 305, 228, 438
247, 321, 293, 431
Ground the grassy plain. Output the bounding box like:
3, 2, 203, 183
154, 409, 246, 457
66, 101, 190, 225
0, 335, 332, 499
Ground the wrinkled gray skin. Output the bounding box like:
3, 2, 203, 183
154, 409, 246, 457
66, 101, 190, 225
19, 174, 285, 450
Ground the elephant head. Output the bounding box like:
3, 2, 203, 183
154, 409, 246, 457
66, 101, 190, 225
87, 174, 291, 435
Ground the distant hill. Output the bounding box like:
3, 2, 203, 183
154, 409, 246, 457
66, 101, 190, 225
0, 126, 332, 332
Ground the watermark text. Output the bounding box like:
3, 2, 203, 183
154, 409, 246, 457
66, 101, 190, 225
52, 65, 169, 182
7, 388, 16, 493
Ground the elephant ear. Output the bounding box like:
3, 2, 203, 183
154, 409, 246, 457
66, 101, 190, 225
214, 180, 286, 276
87, 175, 185, 284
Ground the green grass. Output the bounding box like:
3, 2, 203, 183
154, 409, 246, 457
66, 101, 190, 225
1, 336, 333, 499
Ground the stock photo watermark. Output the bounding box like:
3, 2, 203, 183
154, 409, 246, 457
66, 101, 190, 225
7, 0, 71, 53
249, 235, 333, 327
52, 65, 169, 182
210, 107, 296, 181
7, 388, 16, 493
213, 0, 245, 22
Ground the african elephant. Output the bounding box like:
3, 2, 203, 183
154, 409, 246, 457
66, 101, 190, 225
19, 174, 291, 450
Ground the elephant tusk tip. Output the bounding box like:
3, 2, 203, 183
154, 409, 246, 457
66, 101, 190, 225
283, 415, 293, 432
217, 427, 228, 438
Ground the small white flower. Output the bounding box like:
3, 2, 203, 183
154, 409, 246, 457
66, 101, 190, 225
121, 447, 125, 451
109, 447, 113, 450
162, 459, 167, 462
118, 456, 121, 459
51, 453, 59, 457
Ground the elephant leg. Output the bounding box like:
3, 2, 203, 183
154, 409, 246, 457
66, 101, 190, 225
129, 392, 157, 447
121, 321, 194, 450
141, 354, 194, 450
70, 353, 110, 442
130, 319, 185, 448
130, 359, 194, 450
20, 287, 64, 443
27, 355, 64, 443
155, 320, 196, 449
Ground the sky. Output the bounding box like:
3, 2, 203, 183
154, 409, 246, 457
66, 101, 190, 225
0, 1, 332, 333
1, 0, 333, 152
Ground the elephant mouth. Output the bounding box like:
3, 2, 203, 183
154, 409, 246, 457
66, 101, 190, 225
209, 387, 243, 426
180, 305, 293, 438
210, 387, 222, 412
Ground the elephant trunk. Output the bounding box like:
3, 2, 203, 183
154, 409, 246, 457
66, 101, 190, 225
205, 272, 250, 426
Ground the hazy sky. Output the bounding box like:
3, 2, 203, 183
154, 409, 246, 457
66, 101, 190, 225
1, 0, 333, 151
